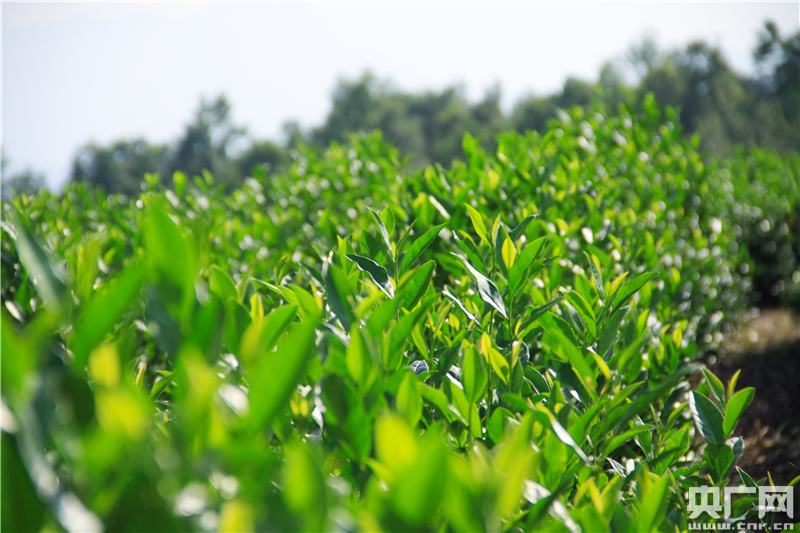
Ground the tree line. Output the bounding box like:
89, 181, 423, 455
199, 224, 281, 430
2, 22, 797, 197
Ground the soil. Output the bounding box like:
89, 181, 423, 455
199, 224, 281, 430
708, 308, 800, 486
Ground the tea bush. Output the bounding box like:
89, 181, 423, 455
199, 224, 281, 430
2, 99, 798, 532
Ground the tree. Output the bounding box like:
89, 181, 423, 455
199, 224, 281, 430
754, 21, 800, 137
638, 39, 799, 154
168, 95, 246, 182
1, 169, 45, 200
70, 139, 169, 196
234, 140, 290, 178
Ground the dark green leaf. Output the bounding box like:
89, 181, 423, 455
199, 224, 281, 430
246, 314, 320, 434
508, 237, 547, 296
598, 306, 628, 359
442, 287, 476, 323
566, 290, 597, 338
369, 207, 394, 261
689, 391, 726, 445
584, 252, 605, 300
702, 368, 726, 409
454, 254, 507, 318
400, 223, 448, 275
518, 296, 565, 336
724, 387, 755, 437
71, 269, 144, 369
345, 254, 394, 299
611, 272, 658, 314
12, 213, 68, 310
399, 261, 435, 310
323, 261, 355, 331
508, 215, 538, 242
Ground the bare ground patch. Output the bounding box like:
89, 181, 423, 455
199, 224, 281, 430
709, 308, 800, 486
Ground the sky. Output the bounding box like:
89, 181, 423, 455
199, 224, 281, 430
2, 2, 798, 190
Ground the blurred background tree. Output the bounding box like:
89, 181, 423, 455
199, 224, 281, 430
70, 139, 170, 196
1, 152, 45, 200
60, 21, 797, 195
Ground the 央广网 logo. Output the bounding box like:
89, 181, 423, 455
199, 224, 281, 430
687, 485, 794, 530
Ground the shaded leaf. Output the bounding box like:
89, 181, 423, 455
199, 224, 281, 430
400, 222, 448, 275
454, 254, 507, 318
724, 387, 755, 437
345, 253, 394, 299
369, 207, 394, 261
689, 391, 726, 445
246, 314, 320, 434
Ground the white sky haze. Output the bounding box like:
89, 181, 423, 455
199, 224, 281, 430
2, 2, 799, 189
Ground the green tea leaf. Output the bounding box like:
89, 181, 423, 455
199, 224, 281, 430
464, 204, 490, 246
283, 442, 326, 525
689, 391, 726, 445
399, 261, 435, 310
144, 204, 194, 291
455, 254, 507, 318
369, 207, 394, 261
508, 236, 547, 296
566, 290, 597, 338
418, 383, 454, 423
345, 253, 394, 299
488, 407, 515, 443
346, 324, 374, 392
723, 387, 755, 437
239, 304, 297, 366
584, 252, 606, 300
388, 295, 436, 369
365, 297, 400, 337
518, 296, 565, 336
453, 231, 486, 272
604, 425, 654, 455
532, 406, 590, 464
508, 214, 538, 243
209, 266, 238, 303
704, 443, 735, 484
636, 473, 670, 532
11, 214, 68, 311
702, 368, 726, 409
396, 371, 422, 427
462, 345, 488, 404
598, 306, 628, 359
611, 272, 658, 314
442, 287, 477, 323
482, 333, 510, 385
501, 237, 516, 270
400, 222, 448, 275
323, 261, 355, 331
246, 314, 320, 434
71, 269, 144, 369
392, 435, 447, 526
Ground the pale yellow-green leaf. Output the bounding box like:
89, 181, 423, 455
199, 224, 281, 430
464, 204, 490, 245
502, 237, 516, 270
89, 343, 121, 389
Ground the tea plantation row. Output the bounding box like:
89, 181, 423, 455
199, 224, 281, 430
2, 98, 798, 532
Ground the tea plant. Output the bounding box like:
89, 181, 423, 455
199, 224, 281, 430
2, 99, 797, 532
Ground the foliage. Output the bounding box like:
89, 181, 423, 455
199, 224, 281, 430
724, 147, 800, 308
311, 73, 510, 168
2, 99, 798, 532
